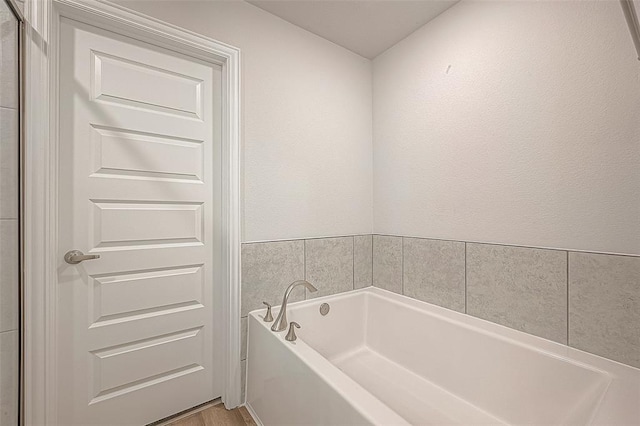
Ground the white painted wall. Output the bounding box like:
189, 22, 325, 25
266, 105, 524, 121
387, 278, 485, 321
113, 0, 373, 242
373, 0, 640, 255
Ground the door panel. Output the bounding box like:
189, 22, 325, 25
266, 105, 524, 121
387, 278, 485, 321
90, 126, 205, 182
92, 51, 204, 118
57, 17, 222, 425
89, 265, 204, 327
90, 200, 204, 248
89, 327, 205, 404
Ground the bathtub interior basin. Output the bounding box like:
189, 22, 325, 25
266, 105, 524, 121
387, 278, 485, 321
247, 288, 639, 425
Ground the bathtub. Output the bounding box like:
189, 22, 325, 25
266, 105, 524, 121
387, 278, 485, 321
245, 287, 640, 425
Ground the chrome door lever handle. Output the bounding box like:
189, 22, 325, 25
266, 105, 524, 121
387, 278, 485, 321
64, 250, 100, 264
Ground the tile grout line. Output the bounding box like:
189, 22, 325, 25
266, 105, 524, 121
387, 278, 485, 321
371, 235, 374, 287
464, 242, 467, 314
401, 237, 404, 295
303, 239, 307, 300
352, 236, 355, 290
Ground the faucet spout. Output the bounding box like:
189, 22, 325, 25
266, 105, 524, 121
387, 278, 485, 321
271, 280, 317, 332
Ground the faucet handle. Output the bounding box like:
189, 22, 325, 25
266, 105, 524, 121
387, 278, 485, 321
262, 301, 274, 322
285, 321, 300, 342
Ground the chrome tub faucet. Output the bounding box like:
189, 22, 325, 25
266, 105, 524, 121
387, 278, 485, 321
271, 280, 317, 332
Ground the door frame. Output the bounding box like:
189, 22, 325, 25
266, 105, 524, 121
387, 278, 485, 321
22, 0, 242, 423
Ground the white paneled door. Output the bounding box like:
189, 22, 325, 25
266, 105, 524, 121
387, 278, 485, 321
57, 17, 222, 425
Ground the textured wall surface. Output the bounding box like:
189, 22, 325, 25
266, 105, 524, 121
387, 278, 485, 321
373, 0, 640, 255
117, 0, 639, 254
115, 0, 374, 242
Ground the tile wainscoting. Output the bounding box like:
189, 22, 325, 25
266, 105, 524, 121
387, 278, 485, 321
240, 235, 373, 397
239, 233, 639, 399
373, 234, 640, 369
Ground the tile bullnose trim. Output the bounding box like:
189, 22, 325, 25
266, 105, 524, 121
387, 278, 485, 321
242, 233, 374, 245
370, 233, 640, 258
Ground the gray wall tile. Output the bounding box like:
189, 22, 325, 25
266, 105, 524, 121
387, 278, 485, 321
403, 238, 465, 312
0, 220, 17, 333
467, 244, 567, 343
241, 240, 304, 316
305, 237, 354, 298
569, 252, 640, 368
240, 236, 639, 377
373, 235, 403, 294
0, 10, 18, 109
0, 19, 20, 419
354, 235, 372, 289
241, 317, 247, 361
0, 330, 18, 426
0, 108, 18, 219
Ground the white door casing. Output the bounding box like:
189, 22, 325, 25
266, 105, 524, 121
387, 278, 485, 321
57, 17, 221, 425
22, 1, 242, 424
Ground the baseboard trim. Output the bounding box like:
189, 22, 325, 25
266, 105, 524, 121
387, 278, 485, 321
243, 402, 263, 426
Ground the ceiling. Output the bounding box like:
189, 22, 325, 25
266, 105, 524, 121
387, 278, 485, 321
246, 0, 459, 59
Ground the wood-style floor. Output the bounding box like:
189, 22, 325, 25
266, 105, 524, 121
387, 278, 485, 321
166, 404, 257, 426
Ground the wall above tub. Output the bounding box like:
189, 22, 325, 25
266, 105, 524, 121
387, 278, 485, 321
113, 0, 637, 254
372, 0, 640, 256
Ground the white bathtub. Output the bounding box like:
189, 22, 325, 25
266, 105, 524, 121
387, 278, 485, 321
245, 287, 640, 425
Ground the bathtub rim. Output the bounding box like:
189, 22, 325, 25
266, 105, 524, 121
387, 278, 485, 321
274, 287, 639, 373
245, 302, 411, 425
246, 287, 640, 425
